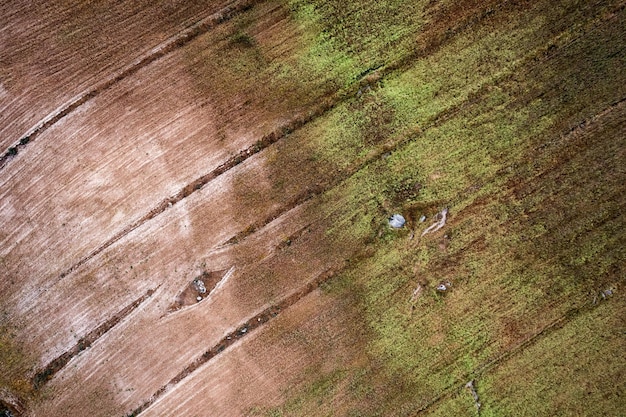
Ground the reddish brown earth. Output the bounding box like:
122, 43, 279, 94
1, 1, 352, 415
2, 1, 625, 416
0, 0, 258, 152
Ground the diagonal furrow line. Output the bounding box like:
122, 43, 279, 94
413, 299, 602, 415
411, 96, 626, 415
128, 265, 344, 416
32, 288, 157, 389
132, 92, 624, 415
44, 0, 619, 301
28, 18, 623, 407
0, 0, 262, 171
0, 0, 569, 173
53, 93, 340, 285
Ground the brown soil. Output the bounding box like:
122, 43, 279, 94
2, 1, 622, 416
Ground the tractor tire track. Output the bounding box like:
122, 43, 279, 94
32, 288, 157, 389
127, 265, 344, 417
0, 0, 261, 171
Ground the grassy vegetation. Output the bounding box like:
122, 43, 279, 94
242, 0, 625, 415
3, 0, 624, 415
477, 297, 625, 416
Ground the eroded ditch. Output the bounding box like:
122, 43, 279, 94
22, 0, 561, 300
7, 2, 621, 415
32, 288, 157, 389
127, 265, 343, 416
166, 268, 233, 313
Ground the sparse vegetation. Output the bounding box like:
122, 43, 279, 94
0, 323, 34, 404
2, 0, 624, 415
242, 0, 625, 415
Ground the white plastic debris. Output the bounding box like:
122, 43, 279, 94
193, 279, 207, 294
421, 208, 449, 236
436, 283, 448, 292
196, 296, 202, 301
410, 284, 423, 302
388, 214, 406, 228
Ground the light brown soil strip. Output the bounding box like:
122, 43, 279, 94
127, 265, 343, 417
54, 94, 339, 285
50, 0, 604, 295
0, 0, 553, 173
31, 288, 157, 389
0, 0, 261, 171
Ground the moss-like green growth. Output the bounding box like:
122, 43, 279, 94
250, 0, 625, 415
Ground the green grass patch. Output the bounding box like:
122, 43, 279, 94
254, 0, 625, 414
477, 296, 625, 417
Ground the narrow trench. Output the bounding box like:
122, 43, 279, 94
31, 288, 157, 389
48, 3, 615, 302
14, 0, 564, 295
7, 3, 619, 414
0, 0, 261, 171
127, 265, 343, 417
54, 93, 339, 285
24, 6, 620, 399
0, 398, 24, 417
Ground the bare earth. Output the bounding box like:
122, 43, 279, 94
2, 1, 625, 416
1, 2, 359, 415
